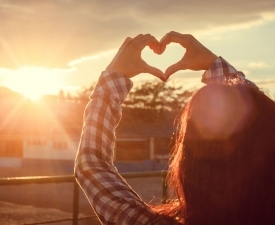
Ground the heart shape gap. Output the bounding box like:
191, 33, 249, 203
141, 43, 185, 73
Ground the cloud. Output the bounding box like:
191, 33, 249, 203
254, 78, 275, 85
0, 0, 275, 68
68, 50, 116, 67
248, 62, 269, 68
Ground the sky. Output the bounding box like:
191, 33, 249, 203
0, 0, 275, 100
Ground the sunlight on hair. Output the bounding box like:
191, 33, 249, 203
190, 85, 255, 141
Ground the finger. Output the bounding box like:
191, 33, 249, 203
160, 32, 177, 54
107, 37, 133, 70
122, 37, 132, 46
160, 32, 193, 52
126, 34, 143, 50
109, 37, 133, 65
160, 31, 183, 45
133, 34, 144, 39
143, 62, 166, 81
133, 34, 160, 51
160, 33, 172, 54
160, 43, 166, 55
149, 42, 161, 54
164, 61, 185, 79
118, 37, 133, 52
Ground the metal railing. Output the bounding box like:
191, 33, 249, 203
0, 171, 168, 225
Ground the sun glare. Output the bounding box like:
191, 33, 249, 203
3, 67, 66, 101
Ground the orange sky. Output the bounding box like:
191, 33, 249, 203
1, 1, 275, 100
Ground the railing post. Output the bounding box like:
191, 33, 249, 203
162, 173, 168, 204
73, 180, 79, 225
149, 137, 154, 160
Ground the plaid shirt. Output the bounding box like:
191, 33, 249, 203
74, 57, 256, 225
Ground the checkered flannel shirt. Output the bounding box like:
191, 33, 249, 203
74, 57, 257, 225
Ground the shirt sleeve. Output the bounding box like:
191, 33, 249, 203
74, 71, 160, 225
201, 56, 257, 88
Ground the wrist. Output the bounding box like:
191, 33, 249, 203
204, 53, 218, 70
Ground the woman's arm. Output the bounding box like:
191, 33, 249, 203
75, 71, 160, 224
74, 34, 173, 225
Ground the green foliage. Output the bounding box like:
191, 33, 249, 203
123, 80, 194, 112
74, 79, 195, 126
120, 79, 194, 125
76, 85, 95, 103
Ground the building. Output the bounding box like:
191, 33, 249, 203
0, 87, 173, 172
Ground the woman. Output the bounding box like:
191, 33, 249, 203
75, 32, 275, 224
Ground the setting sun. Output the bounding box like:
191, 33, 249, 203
14, 67, 47, 101
1, 67, 67, 101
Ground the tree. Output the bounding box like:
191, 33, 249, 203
122, 79, 194, 124
74, 79, 194, 125
123, 80, 193, 111
75, 85, 95, 104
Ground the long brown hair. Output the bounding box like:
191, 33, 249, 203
153, 83, 275, 225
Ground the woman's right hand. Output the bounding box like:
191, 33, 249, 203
160, 31, 218, 79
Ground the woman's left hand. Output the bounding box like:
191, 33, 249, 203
107, 34, 165, 81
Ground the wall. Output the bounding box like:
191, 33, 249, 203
23, 140, 79, 160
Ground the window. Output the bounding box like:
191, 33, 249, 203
0, 140, 23, 157
27, 140, 46, 146
53, 141, 67, 150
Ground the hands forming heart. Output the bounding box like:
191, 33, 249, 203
106, 31, 217, 81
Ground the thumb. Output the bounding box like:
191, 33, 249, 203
143, 63, 166, 81
159, 43, 166, 55
165, 61, 185, 79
